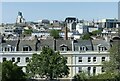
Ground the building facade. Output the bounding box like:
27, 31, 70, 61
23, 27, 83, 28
0, 35, 111, 78
0, 51, 109, 78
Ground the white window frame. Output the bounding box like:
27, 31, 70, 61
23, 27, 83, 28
78, 57, 82, 63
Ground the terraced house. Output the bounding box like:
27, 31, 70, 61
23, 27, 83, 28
1, 33, 119, 79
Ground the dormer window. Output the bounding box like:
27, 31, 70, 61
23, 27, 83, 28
79, 46, 86, 51
97, 44, 106, 52
60, 44, 68, 51
23, 46, 30, 51
4, 45, 14, 52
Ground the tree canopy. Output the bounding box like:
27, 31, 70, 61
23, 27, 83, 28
82, 33, 91, 40
74, 72, 89, 81
91, 30, 102, 36
74, 42, 120, 81
91, 42, 120, 80
50, 29, 60, 39
26, 47, 69, 80
2, 61, 26, 81
24, 29, 32, 35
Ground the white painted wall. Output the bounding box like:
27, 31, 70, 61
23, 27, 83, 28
76, 23, 83, 34
0, 51, 110, 78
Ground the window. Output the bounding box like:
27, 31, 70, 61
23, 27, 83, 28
5, 47, 7, 51
61, 47, 65, 51
23, 46, 29, 51
17, 57, 20, 62
93, 57, 96, 62
26, 57, 29, 62
3, 57, 6, 62
60, 44, 68, 51
82, 46, 86, 51
61, 47, 67, 51
12, 57, 15, 62
78, 57, 82, 62
101, 47, 105, 51
4, 46, 12, 51
7, 48, 9, 51
93, 67, 96, 75
78, 67, 82, 73
98, 45, 105, 52
102, 57, 105, 62
101, 67, 105, 72
11, 47, 15, 51
88, 67, 91, 76
88, 57, 91, 62
79, 46, 86, 51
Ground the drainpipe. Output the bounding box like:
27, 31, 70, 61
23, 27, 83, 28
72, 40, 74, 51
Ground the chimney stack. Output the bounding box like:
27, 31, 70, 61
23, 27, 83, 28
64, 26, 68, 40
53, 39, 56, 51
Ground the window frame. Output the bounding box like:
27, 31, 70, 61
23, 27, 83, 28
23, 46, 29, 51
93, 67, 96, 75
93, 57, 96, 62
88, 67, 91, 76
88, 57, 91, 62
3, 57, 6, 62
12, 57, 15, 62
26, 57, 29, 63
102, 57, 105, 62
17, 57, 20, 62
78, 57, 82, 63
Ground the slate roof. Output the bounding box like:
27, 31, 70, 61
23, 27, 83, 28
0, 35, 111, 52
2, 40, 18, 50
18, 38, 40, 51
56, 39, 72, 51
40, 38, 54, 50
40, 38, 72, 51
92, 39, 110, 51
74, 40, 93, 51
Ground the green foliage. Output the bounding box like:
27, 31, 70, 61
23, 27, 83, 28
0, 62, 2, 81
82, 33, 91, 40
24, 29, 32, 35
2, 61, 26, 81
91, 30, 101, 36
74, 42, 120, 81
26, 47, 69, 80
90, 72, 118, 80
102, 43, 120, 74
74, 72, 89, 81
50, 29, 60, 39
90, 43, 120, 80
109, 43, 120, 68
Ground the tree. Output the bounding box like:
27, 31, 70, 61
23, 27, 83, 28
91, 30, 101, 36
90, 71, 118, 80
2, 61, 26, 81
74, 72, 89, 81
90, 42, 120, 80
24, 29, 32, 35
82, 33, 91, 40
0, 62, 2, 81
50, 29, 59, 39
26, 47, 69, 80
